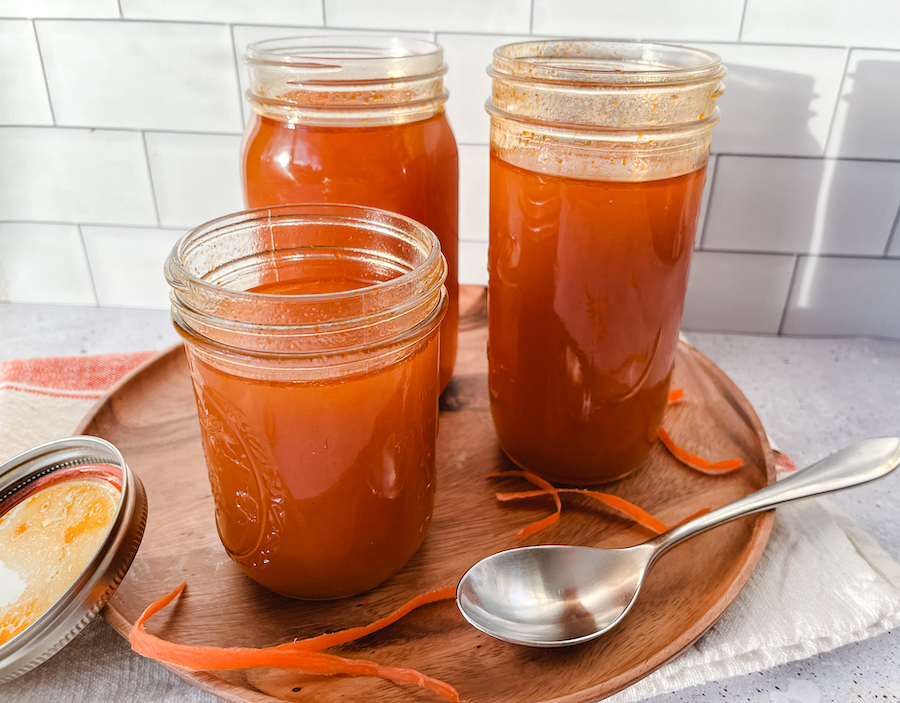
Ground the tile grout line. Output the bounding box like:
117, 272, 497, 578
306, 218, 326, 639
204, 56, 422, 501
822, 48, 854, 157
529, 0, 535, 34
76, 224, 101, 307
5, 122, 900, 168
884, 203, 900, 256
0, 124, 243, 137
0, 218, 183, 230
10, 122, 900, 167
13, 17, 900, 54
691, 249, 886, 260
737, 0, 749, 41
31, 20, 57, 126
140, 132, 162, 226
696, 154, 720, 250
709, 151, 900, 164
776, 255, 803, 336
228, 24, 248, 129
321, 0, 327, 27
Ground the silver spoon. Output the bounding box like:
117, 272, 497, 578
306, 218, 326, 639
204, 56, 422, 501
457, 436, 900, 648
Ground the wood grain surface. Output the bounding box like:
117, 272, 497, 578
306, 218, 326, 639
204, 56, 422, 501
76, 285, 775, 703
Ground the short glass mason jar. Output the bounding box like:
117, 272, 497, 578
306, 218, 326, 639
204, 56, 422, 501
165, 204, 447, 600
487, 40, 726, 485
241, 36, 459, 392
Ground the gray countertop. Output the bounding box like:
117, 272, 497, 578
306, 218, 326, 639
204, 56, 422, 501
1, 301, 899, 703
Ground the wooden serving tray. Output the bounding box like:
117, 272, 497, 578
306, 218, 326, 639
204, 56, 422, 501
77, 286, 775, 703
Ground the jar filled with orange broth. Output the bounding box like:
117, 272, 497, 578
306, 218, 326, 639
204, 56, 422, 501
487, 41, 725, 485
242, 36, 459, 392
165, 204, 447, 600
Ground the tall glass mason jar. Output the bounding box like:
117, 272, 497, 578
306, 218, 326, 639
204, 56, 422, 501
487, 40, 725, 485
242, 36, 459, 392
165, 204, 447, 600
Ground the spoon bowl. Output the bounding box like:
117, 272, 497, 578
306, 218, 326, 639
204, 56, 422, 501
458, 543, 654, 647
458, 437, 900, 647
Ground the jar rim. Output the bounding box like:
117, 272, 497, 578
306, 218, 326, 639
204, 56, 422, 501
244, 35, 443, 78
243, 35, 448, 122
165, 204, 448, 367
166, 203, 443, 310
491, 39, 725, 87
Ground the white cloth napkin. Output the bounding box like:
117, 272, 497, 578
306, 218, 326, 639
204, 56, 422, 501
3, 352, 900, 702
606, 463, 900, 702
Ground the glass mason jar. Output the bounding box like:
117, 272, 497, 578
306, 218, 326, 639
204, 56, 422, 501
165, 204, 447, 600
487, 40, 725, 485
242, 36, 459, 392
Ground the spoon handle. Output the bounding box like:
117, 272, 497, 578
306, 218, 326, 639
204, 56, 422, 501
649, 436, 900, 559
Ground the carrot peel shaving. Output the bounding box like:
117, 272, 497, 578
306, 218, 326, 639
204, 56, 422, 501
658, 427, 744, 474
278, 586, 457, 652
489, 469, 561, 538
130, 583, 461, 702
492, 469, 712, 537
497, 488, 674, 534
667, 388, 684, 404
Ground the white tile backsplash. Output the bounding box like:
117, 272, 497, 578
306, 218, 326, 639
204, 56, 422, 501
37, 20, 242, 133
533, 0, 744, 42
743, 0, 900, 50
441, 33, 531, 146
459, 240, 488, 286
0, 0, 118, 19
324, 0, 530, 34
704, 156, 899, 256
145, 132, 244, 228
0, 223, 96, 304
700, 43, 847, 157
121, 0, 322, 25
682, 251, 796, 334
783, 256, 900, 337
81, 225, 183, 308
0, 127, 156, 225
0, 20, 53, 125
827, 50, 900, 160
0, 5, 898, 337
459, 144, 489, 243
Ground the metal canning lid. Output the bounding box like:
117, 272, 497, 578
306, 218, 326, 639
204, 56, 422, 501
0, 436, 147, 683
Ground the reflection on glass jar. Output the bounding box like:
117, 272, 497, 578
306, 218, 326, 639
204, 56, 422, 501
165, 204, 447, 599
241, 36, 459, 391
487, 40, 726, 485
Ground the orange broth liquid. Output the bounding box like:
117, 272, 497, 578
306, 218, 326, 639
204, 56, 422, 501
242, 113, 458, 391
488, 154, 706, 484
186, 261, 440, 599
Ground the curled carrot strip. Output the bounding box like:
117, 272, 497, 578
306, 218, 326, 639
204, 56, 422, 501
489, 469, 561, 538
278, 587, 457, 652
492, 471, 712, 537
658, 427, 744, 474
668, 388, 684, 404
130, 584, 461, 702
496, 488, 669, 534
676, 507, 712, 525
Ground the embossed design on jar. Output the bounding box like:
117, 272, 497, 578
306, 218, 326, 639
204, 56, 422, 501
189, 372, 286, 570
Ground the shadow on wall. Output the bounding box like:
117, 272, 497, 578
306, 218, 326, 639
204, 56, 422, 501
688, 59, 900, 338
788, 59, 900, 338
830, 58, 900, 159
713, 63, 821, 157
683, 63, 821, 335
